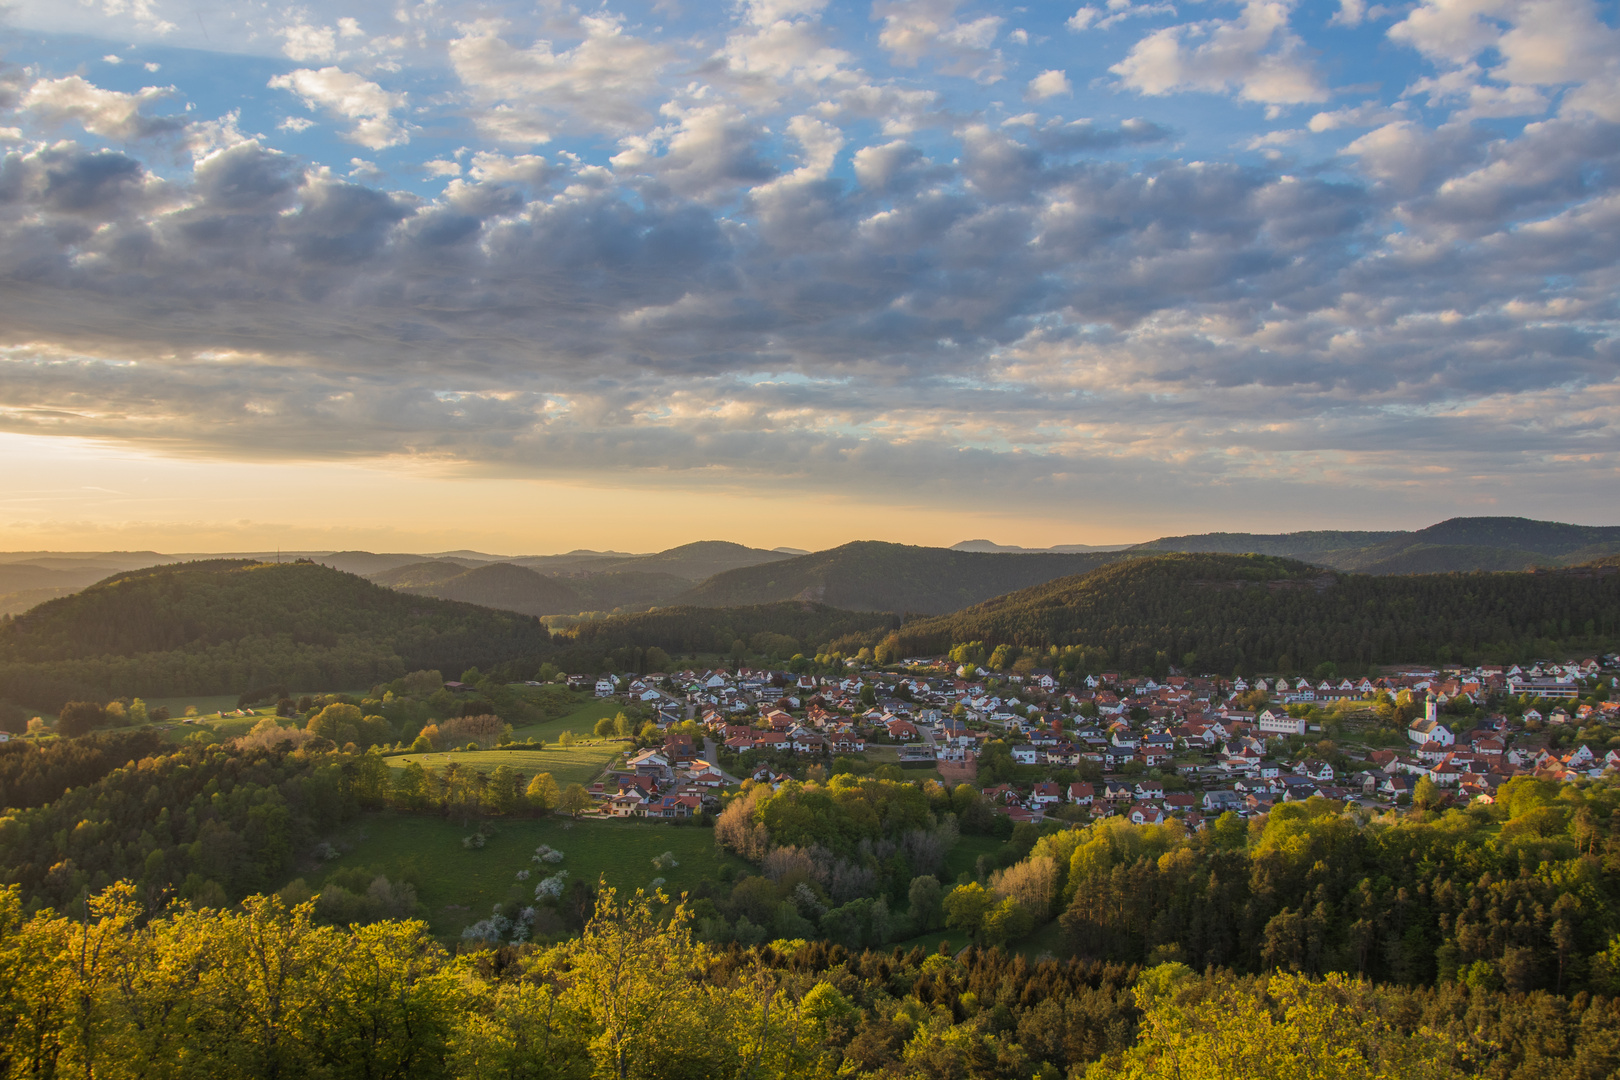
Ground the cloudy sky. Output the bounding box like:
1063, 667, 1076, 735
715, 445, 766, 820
0, 0, 1615, 554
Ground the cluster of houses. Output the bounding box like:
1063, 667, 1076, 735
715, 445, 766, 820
574, 655, 1617, 825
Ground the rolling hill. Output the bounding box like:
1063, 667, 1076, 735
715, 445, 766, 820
671, 541, 1123, 613
509, 540, 792, 580
1130, 517, 1620, 573
891, 552, 1620, 673
558, 602, 900, 659
0, 560, 552, 708
370, 561, 691, 616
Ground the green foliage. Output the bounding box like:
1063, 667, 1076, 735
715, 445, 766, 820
895, 553, 1620, 673
1050, 788, 1620, 995
3, 873, 1620, 1078
0, 742, 358, 912
673, 541, 1122, 614
0, 561, 552, 709
559, 602, 898, 660
0, 728, 164, 810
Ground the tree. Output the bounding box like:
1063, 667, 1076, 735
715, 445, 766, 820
612, 713, 631, 737
594, 716, 616, 738
907, 876, 943, 932
981, 898, 1034, 946
942, 882, 996, 940
487, 765, 522, 815
1413, 776, 1440, 811
308, 702, 363, 744
559, 784, 592, 818
526, 772, 560, 813
56, 701, 105, 737
557, 885, 732, 1079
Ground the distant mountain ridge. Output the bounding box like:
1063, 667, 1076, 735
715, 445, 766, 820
670, 541, 1121, 614
371, 561, 692, 616
3, 517, 1618, 624
1131, 517, 1620, 573
891, 552, 1620, 671
951, 540, 1134, 554
0, 560, 551, 707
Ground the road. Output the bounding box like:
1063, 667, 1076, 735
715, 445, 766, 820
702, 737, 743, 784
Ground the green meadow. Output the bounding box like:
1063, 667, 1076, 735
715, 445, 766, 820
310, 812, 745, 936
386, 742, 625, 788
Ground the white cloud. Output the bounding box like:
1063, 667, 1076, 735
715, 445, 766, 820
876, 0, 1006, 83
1330, 0, 1366, 26
424, 159, 462, 177
1246, 128, 1304, 147
1112, 0, 1329, 105
1071, 0, 1180, 31
267, 67, 409, 149
22, 76, 183, 140
279, 116, 317, 133
448, 16, 672, 145
281, 23, 338, 62
1308, 100, 1408, 130
1026, 69, 1073, 100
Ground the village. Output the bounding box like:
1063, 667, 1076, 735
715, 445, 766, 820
569, 655, 1620, 829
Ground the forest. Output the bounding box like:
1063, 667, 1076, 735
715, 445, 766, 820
558, 602, 898, 663
0, 561, 554, 708
3, 880, 1620, 1079
891, 553, 1620, 673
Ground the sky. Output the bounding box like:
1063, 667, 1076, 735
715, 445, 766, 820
0, 0, 1615, 555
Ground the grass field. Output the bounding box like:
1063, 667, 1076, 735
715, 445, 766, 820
507, 695, 628, 740
386, 742, 625, 787
312, 811, 746, 936
943, 834, 1007, 882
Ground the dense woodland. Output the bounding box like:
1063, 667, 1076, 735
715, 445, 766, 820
559, 602, 898, 663
1133, 517, 1620, 574
0, 561, 553, 708
4, 881, 1620, 1079
0, 729, 164, 812
892, 554, 1620, 673
674, 542, 1121, 614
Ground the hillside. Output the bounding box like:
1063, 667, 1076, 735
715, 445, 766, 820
559, 601, 900, 659
511, 540, 791, 580
0, 560, 552, 708
672, 541, 1122, 613
893, 552, 1620, 672
369, 561, 690, 616
1131, 516, 1620, 573
951, 540, 1134, 553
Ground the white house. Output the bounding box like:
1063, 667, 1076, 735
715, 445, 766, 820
1258, 709, 1306, 737
1408, 699, 1454, 747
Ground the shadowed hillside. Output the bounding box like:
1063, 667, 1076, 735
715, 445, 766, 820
1131, 517, 1620, 573
0, 560, 552, 707
673, 541, 1122, 613
892, 552, 1620, 672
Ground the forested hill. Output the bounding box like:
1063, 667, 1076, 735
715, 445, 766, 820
557, 602, 899, 662
370, 560, 692, 616
892, 553, 1620, 672
1131, 516, 1620, 574
673, 542, 1121, 614
0, 560, 552, 708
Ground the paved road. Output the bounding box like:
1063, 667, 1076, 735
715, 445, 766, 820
702, 737, 743, 784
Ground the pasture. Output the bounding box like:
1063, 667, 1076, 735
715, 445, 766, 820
311, 811, 745, 937
386, 741, 625, 788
